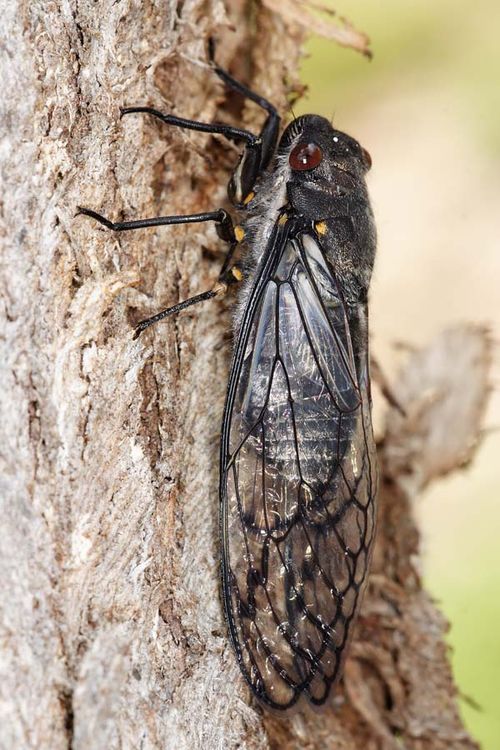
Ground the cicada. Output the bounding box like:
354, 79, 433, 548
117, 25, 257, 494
79, 45, 378, 710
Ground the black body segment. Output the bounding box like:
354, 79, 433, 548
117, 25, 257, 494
220, 218, 377, 710
78, 47, 377, 710
220, 116, 378, 709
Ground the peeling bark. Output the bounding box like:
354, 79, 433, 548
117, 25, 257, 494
0, 2, 488, 748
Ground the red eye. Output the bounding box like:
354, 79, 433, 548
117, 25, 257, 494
361, 147, 372, 170
289, 142, 323, 171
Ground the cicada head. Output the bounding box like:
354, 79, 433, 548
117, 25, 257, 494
281, 114, 371, 176
279, 114, 373, 224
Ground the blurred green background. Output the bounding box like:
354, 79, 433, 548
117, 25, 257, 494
297, 2, 500, 747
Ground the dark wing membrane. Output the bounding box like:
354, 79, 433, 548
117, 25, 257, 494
220, 230, 378, 710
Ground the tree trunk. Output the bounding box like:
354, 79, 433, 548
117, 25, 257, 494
0, 2, 489, 748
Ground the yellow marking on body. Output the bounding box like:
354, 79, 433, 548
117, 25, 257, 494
315, 221, 327, 235
243, 191, 255, 205
231, 266, 243, 281
278, 213, 288, 226
234, 225, 245, 243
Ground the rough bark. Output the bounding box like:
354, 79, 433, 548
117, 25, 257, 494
0, 2, 489, 749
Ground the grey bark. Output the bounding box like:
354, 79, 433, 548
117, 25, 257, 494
0, 2, 489, 749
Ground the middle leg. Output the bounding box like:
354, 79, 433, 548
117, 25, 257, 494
77, 205, 244, 336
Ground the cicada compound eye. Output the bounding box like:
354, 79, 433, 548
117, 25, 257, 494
289, 142, 323, 171
361, 147, 372, 170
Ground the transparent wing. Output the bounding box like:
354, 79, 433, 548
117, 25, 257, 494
221, 232, 378, 710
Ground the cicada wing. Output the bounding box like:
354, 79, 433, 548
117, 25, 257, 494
221, 232, 377, 709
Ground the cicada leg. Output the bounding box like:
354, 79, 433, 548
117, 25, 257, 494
76, 206, 244, 337
77, 43, 282, 336
208, 38, 280, 204
121, 42, 281, 208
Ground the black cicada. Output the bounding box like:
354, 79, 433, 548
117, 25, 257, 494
78, 44, 377, 711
